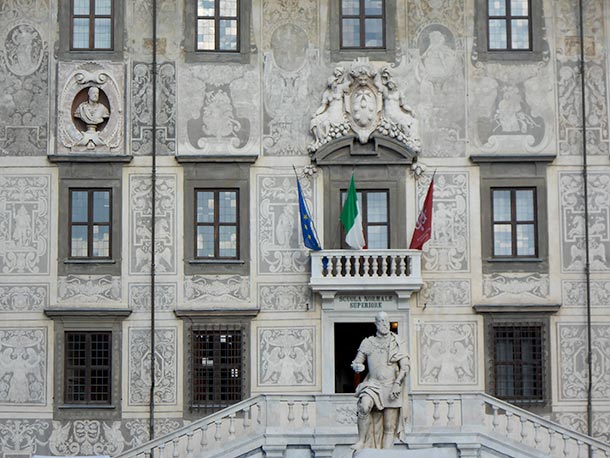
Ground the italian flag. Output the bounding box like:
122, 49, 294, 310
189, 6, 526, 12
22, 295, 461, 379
340, 174, 366, 250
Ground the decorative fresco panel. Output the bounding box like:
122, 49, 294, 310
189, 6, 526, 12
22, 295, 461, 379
131, 62, 176, 155
128, 327, 177, 405
0, 419, 50, 456
483, 273, 550, 300
57, 275, 121, 304
420, 280, 470, 307
259, 327, 315, 386
417, 322, 477, 385
0, 328, 46, 405
124, 418, 184, 448
49, 420, 127, 456
558, 324, 610, 400
419, 172, 469, 272
128, 282, 176, 311
562, 280, 610, 307
129, 174, 177, 275
184, 275, 250, 305
0, 22, 49, 155
0, 283, 48, 311
559, 172, 610, 272
258, 283, 311, 312
257, 174, 311, 274
553, 411, 610, 442
0, 174, 50, 274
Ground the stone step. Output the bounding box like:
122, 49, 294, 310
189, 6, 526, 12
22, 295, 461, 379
353, 448, 458, 458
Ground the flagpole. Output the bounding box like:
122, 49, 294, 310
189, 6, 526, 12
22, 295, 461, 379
293, 165, 322, 250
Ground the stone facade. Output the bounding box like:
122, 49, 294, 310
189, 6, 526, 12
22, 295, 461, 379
0, 0, 609, 455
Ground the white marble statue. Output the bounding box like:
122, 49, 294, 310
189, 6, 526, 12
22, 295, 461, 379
351, 312, 410, 450
73, 86, 110, 149
309, 66, 350, 148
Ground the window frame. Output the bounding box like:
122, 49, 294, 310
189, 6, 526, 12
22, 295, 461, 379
70, 0, 115, 51
486, 0, 532, 52
491, 187, 538, 258
195, 0, 240, 53
330, 0, 396, 62
340, 189, 390, 249
69, 188, 113, 260
64, 331, 113, 405
59, 0, 124, 60
339, 0, 386, 50
194, 188, 240, 260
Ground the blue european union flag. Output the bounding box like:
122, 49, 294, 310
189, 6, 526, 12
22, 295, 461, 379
297, 179, 322, 251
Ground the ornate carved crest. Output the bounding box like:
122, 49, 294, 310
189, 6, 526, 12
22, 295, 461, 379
308, 58, 421, 154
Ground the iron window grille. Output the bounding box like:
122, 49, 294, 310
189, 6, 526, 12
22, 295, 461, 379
70, 0, 114, 50
195, 189, 239, 259
340, 0, 385, 49
492, 324, 543, 404
491, 187, 537, 258
69, 188, 112, 259
196, 0, 240, 52
487, 0, 532, 51
65, 331, 112, 405
191, 325, 243, 415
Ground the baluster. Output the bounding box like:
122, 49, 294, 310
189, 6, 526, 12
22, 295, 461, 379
491, 406, 499, 430
257, 403, 263, 424
287, 401, 295, 423
214, 420, 222, 441
562, 434, 570, 458
302, 402, 310, 425
172, 439, 179, 458
371, 256, 379, 277
446, 400, 455, 425
506, 412, 514, 435
229, 413, 236, 438
380, 255, 388, 277
548, 430, 556, 454
243, 406, 251, 429
577, 440, 585, 458
186, 433, 193, 458
520, 417, 528, 442
330, 256, 338, 277
398, 256, 406, 276
533, 424, 541, 448
200, 424, 208, 448
432, 400, 440, 425
158, 443, 166, 458
345, 256, 353, 277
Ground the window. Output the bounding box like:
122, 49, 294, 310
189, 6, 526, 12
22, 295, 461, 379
69, 189, 112, 259
487, 0, 531, 50
71, 0, 114, 50
492, 324, 543, 403
340, 0, 385, 49
191, 326, 243, 415
491, 188, 537, 257
195, 190, 239, 259
65, 331, 112, 405
196, 0, 239, 52
341, 190, 389, 249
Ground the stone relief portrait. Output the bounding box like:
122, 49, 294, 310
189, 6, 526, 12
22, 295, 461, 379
0, 174, 50, 274
0, 22, 48, 155
128, 328, 177, 405
184, 275, 250, 306
57, 275, 121, 304
420, 172, 469, 272
418, 322, 476, 385
258, 283, 311, 311
131, 62, 176, 155
258, 175, 311, 275
57, 62, 124, 154
129, 174, 176, 275
0, 328, 46, 405
259, 327, 315, 386
560, 172, 610, 272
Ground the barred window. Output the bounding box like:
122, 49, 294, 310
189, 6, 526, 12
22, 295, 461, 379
70, 189, 112, 259
492, 325, 543, 403
487, 0, 531, 50
71, 0, 114, 50
65, 331, 112, 405
191, 326, 243, 415
196, 0, 239, 51
492, 188, 537, 257
195, 189, 239, 259
340, 0, 385, 49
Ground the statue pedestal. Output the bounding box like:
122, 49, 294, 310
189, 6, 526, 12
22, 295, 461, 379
353, 448, 458, 458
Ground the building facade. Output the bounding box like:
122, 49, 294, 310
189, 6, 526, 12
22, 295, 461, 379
0, 0, 609, 456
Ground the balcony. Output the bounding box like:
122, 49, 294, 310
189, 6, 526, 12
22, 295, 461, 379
309, 249, 423, 295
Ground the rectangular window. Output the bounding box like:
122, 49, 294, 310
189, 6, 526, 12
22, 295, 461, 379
71, 0, 114, 50
340, 0, 385, 49
192, 327, 242, 414
487, 0, 531, 50
341, 190, 389, 249
196, 0, 239, 51
492, 188, 537, 257
65, 331, 112, 405
70, 189, 112, 259
195, 190, 239, 259
492, 325, 543, 403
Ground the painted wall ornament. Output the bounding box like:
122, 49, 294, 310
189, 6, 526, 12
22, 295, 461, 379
57, 62, 124, 154
308, 59, 421, 154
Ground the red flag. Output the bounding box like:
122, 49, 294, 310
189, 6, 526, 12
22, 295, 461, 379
409, 176, 434, 250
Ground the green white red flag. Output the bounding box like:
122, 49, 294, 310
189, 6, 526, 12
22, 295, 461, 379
340, 174, 366, 250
